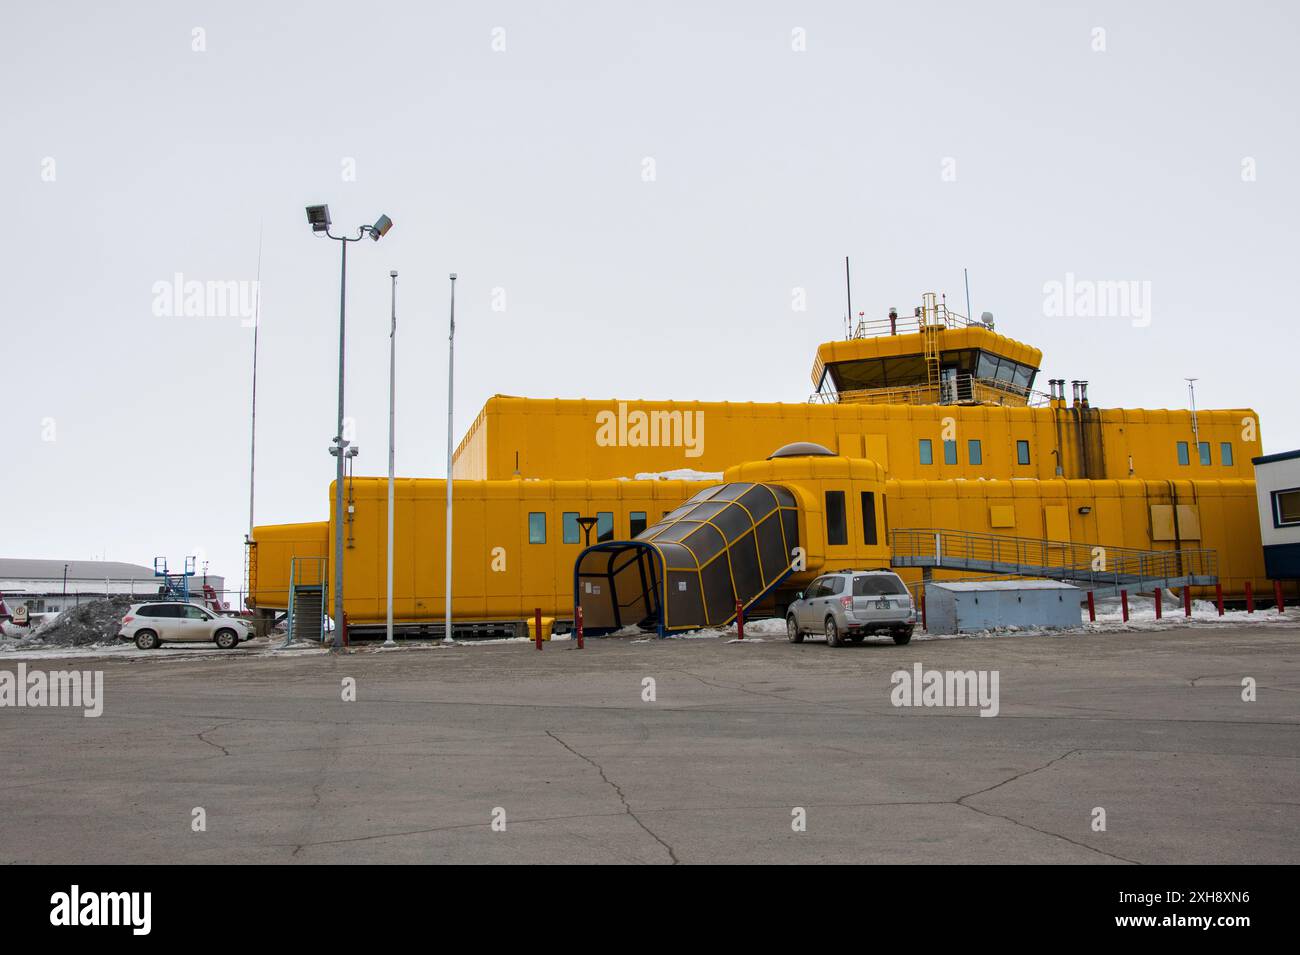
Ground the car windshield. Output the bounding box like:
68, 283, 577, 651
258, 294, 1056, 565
853, 575, 907, 596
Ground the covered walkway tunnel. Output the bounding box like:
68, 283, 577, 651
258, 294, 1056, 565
575, 481, 801, 636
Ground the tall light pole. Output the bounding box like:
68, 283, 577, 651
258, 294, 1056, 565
1187, 377, 1200, 450
305, 204, 393, 651
444, 273, 457, 644
385, 270, 398, 647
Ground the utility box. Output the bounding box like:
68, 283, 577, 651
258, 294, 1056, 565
925, 580, 1081, 634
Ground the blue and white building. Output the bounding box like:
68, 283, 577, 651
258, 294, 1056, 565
1253, 450, 1300, 580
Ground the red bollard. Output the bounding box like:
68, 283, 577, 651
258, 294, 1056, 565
1275, 580, 1285, 614
575, 604, 585, 649
341, 611, 350, 648
1246, 580, 1254, 613
1216, 583, 1224, 616
735, 600, 744, 640
535, 607, 543, 651
1121, 589, 1129, 622
1184, 587, 1192, 618
1155, 589, 1162, 620
1086, 591, 1096, 622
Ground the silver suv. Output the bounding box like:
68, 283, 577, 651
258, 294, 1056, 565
786, 570, 916, 646
118, 602, 250, 650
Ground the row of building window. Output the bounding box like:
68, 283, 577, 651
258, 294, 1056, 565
825, 490, 878, 547
1177, 441, 1234, 467
527, 511, 650, 545
918, 438, 1030, 467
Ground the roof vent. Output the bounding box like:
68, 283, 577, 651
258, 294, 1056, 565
768, 441, 836, 460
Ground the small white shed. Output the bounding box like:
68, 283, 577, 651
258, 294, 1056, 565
925, 580, 1081, 634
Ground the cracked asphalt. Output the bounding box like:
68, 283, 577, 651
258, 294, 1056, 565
1, 624, 1297, 864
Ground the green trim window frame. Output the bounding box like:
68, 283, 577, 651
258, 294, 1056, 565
1220, 442, 1234, 466
1176, 441, 1190, 466
968, 439, 983, 465
1016, 440, 1030, 466
528, 512, 547, 544
919, 438, 934, 465
943, 439, 958, 465
562, 512, 580, 544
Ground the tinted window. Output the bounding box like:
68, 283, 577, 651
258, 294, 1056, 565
563, 512, 580, 544
825, 490, 847, 546
596, 512, 614, 543
826, 576, 845, 595
1275, 489, 1300, 526
528, 512, 546, 544
943, 439, 957, 465
861, 491, 877, 546
853, 575, 908, 596
630, 512, 647, 537
919, 439, 933, 465
1220, 442, 1233, 466
1016, 440, 1030, 465
184, 605, 208, 619
968, 439, 982, 465
139, 604, 170, 618
1198, 442, 1211, 466
1176, 441, 1190, 466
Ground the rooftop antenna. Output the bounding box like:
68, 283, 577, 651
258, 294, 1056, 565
1186, 378, 1199, 446
248, 222, 263, 539
844, 256, 852, 339
963, 267, 972, 321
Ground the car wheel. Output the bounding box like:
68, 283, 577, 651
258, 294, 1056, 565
786, 615, 804, 644
849, 633, 866, 645
825, 617, 842, 647
214, 628, 239, 650
135, 630, 160, 650
893, 626, 913, 646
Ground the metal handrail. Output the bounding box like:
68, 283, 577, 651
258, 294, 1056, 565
810, 373, 1051, 408
890, 528, 1217, 591
850, 302, 981, 339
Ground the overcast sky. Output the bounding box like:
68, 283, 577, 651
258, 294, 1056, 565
3, 1, 1297, 589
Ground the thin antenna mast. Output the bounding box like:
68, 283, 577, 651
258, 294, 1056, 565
845, 256, 852, 339
248, 224, 263, 538
964, 267, 972, 321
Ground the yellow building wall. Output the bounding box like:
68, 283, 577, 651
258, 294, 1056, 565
251, 468, 1278, 624
452, 396, 1261, 485
247, 521, 328, 610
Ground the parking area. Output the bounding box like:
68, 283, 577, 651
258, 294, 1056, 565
1, 623, 1297, 864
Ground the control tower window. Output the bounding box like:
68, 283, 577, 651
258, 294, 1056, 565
825, 491, 847, 546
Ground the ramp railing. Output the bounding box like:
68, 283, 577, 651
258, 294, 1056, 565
890, 528, 1217, 597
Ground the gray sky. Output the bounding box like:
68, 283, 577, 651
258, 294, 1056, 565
3, 1, 1297, 588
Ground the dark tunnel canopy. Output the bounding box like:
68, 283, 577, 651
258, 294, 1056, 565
575, 482, 801, 636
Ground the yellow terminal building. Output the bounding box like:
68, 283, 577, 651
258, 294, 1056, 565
249, 294, 1280, 639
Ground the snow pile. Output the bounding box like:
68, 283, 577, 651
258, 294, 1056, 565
11, 596, 133, 648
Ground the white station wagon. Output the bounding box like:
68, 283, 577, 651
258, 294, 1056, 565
118, 602, 250, 650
